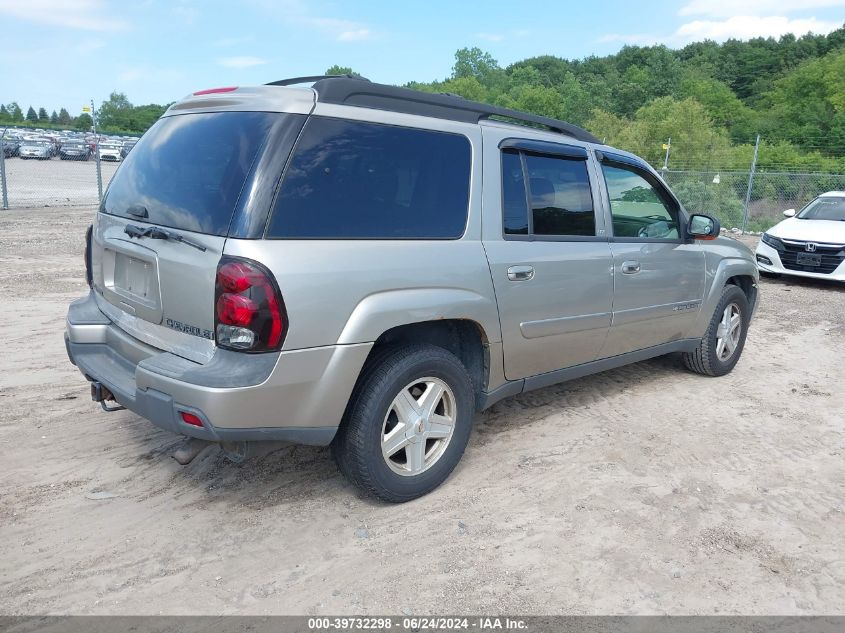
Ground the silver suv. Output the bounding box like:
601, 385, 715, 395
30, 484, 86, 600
65, 76, 758, 502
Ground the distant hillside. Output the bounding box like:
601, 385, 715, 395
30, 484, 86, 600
402, 27, 845, 172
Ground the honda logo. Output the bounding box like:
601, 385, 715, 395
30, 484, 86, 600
805, 243, 817, 252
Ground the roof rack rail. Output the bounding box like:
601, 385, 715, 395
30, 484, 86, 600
307, 77, 600, 144
265, 74, 370, 87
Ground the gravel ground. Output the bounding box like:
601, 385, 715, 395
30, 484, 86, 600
0, 207, 843, 615
0, 157, 118, 208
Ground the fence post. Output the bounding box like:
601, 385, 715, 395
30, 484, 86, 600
661, 137, 671, 177
0, 126, 8, 209
91, 99, 103, 204
741, 134, 760, 233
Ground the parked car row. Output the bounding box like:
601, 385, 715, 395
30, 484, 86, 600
1, 127, 138, 162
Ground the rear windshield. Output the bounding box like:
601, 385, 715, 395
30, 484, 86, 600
102, 112, 281, 236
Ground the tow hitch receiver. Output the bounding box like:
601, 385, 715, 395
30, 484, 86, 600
91, 381, 126, 412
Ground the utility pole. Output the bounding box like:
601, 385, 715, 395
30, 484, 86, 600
741, 134, 760, 234
661, 137, 671, 176
91, 99, 103, 203
0, 126, 8, 209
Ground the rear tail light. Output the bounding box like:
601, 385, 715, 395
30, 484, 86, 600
214, 256, 287, 352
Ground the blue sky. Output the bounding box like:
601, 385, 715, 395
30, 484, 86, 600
1, 0, 844, 114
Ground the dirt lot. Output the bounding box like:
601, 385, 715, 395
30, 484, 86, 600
1, 206, 843, 616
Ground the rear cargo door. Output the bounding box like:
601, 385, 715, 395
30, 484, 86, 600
90, 109, 306, 362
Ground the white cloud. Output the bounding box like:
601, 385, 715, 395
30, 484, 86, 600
251, 0, 373, 42
679, 0, 845, 17
218, 56, 269, 69
337, 28, 372, 42
0, 0, 127, 30
673, 15, 841, 41
76, 39, 107, 54
600, 14, 841, 46
172, 5, 199, 25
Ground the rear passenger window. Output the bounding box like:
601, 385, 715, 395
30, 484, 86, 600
500, 149, 596, 238
266, 117, 471, 239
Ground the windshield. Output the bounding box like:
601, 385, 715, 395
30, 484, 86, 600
797, 196, 845, 221
102, 111, 290, 236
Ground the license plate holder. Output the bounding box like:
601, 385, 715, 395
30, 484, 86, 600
796, 252, 822, 267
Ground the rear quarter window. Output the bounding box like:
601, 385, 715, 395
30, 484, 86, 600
266, 117, 471, 239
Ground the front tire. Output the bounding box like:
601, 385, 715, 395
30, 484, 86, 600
332, 344, 475, 503
683, 284, 750, 377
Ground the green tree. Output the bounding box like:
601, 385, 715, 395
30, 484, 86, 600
6, 103, 23, 122
97, 92, 133, 130
57, 108, 72, 125
587, 97, 733, 168
127, 103, 168, 131
670, 178, 746, 228
75, 113, 93, 131
37, 107, 48, 121
324, 65, 363, 77
452, 47, 504, 88
26, 106, 38, 122
50, 110, 58, 124
760, 48, 845, 153
0, 104, 8, 122
679, 72, 758, 140
410, 76, 490, 102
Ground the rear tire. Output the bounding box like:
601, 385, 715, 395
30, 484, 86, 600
332, 344, 474, 503
683, 284, 750, 377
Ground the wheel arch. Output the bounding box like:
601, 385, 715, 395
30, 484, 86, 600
365, 318, 491, 411
693, 257, 759, 337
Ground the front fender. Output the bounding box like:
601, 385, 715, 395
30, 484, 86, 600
336, 288, 501, 345
692, 256, 759, 337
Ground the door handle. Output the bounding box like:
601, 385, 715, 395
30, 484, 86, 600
507, 265, 535, 281
621, 260, 641, 274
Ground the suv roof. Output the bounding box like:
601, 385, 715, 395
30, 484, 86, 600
291, 76, 600, 144
170, 76, 601, 145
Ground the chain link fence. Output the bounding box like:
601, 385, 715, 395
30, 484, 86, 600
662, 169, 845, 233
1, 125, 126, 210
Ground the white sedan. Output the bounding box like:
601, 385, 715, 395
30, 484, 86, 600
98, 143, 123, 162
756, 191, 845, 282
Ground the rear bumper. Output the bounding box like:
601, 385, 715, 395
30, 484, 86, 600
65, 292, 372, 445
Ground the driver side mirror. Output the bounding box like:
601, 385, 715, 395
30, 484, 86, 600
688, 214, 720, 240
783, 208, 796, 217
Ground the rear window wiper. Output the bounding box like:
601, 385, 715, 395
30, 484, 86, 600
124, 223, 207, 251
